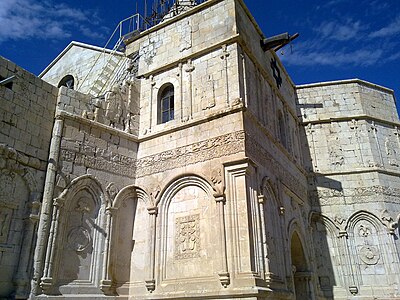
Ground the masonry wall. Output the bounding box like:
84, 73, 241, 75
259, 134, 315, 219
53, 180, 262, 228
298, 80, 400, 299
0, 56, 58, 299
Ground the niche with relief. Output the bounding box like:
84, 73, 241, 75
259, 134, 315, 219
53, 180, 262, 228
158, 176, 220, 283
52, 176, 106, 293
347, 212, 393, 288
0, 169, 29, 298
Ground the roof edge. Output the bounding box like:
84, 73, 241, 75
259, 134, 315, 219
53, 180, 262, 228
296, 78, 394, 94
39, 41, 124, 78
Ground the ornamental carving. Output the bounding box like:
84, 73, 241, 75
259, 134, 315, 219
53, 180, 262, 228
175, 214, 200, 259
106, 183, 119, 203
210, 167, 224, 196
60, 140, 136, 178
359, 245, 380, 265
358, 224, 371, 237
329, 143, 344, 167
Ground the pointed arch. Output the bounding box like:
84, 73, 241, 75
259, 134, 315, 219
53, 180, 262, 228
57, 174, 106, 209
113, 185, 151, 209
309, 212, 341, 237
345, 210, 385, 233
110, 185, 151, 293
45, 174, 107, 293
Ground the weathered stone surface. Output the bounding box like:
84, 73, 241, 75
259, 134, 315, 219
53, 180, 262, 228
1, 0, 400, 299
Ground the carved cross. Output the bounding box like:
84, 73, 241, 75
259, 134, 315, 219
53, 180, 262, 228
220, 45, 230, 60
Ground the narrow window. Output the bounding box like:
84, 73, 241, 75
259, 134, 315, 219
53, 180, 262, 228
159, 84, 174, 123
58, 75, 74, 89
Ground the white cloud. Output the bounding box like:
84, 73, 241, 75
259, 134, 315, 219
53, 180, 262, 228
0, 0, 106, 43
369, 16, 400, 38
280, 44, 383, 67
316, 20, 363, 41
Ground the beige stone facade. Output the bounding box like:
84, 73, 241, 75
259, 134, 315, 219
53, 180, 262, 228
0, 0, 399, 299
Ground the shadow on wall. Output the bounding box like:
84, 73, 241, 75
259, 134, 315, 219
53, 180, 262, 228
298, 99, 340, 300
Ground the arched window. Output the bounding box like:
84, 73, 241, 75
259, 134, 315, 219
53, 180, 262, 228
159, 84, 174, 124
58, 75, 74, 89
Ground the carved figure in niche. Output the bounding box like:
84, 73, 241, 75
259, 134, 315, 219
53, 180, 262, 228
175, 214, 200, 259
0, 210, 11, 242
105, 85, 126, 129
329, 142, 344, 167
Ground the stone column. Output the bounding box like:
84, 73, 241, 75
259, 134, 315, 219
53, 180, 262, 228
183, 59, 195, 121
339, 231, 359, 296
14, 199, 41, 299
257, 194, 269, 280
100, 207, 117, 295
215, 193, 230, 287
145, 207, 157, 293
32, 117, 64, 296
148, 75, 156, 132
40, 197, 65, 294
221, 45, 230, 107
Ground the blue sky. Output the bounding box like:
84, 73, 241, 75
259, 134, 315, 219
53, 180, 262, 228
0, 0, 399, 107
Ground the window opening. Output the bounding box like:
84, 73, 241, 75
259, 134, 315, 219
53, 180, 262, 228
58, 75, 75, 89
160, 85, 174, 123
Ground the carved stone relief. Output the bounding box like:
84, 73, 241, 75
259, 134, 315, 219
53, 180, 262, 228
385, 136, 399, 167
175, 214, 200, 259
179, 20, 192, 52
359, 246, 380, 265
141, 40, 157, 66
196, 75, 216, 110
0, 208, 12, 244
353, 220, 382, 269
136, 131, 245, 178
106, 183, 119, 204
210, 167, 224, 196
329, 143, 344, 167
67, 226, 92, 253
0, 170, 22, 244
60, 139, 137, 178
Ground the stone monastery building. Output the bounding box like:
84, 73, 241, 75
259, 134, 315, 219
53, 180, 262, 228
1, 0, 400, 299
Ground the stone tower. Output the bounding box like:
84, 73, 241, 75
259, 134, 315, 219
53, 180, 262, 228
0, 0, 399, 299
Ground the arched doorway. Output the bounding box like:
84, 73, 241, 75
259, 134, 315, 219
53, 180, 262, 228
291, 231, 312, 299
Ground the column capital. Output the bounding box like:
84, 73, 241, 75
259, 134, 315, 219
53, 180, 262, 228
147, 207, 158, 216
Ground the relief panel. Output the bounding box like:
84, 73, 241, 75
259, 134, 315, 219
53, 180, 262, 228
161, 185, 219, 282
